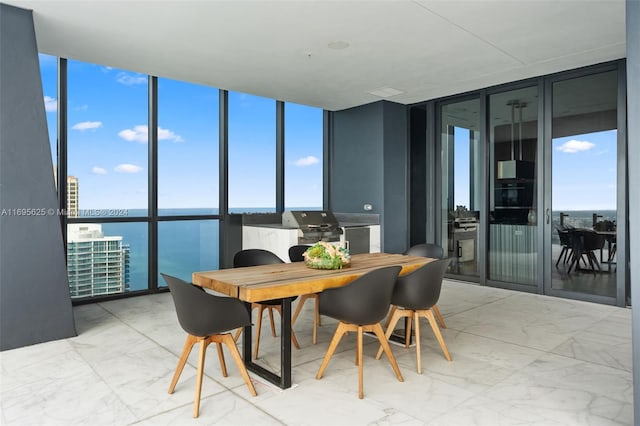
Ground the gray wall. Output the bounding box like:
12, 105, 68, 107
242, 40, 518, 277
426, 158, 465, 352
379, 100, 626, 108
0, 4, 76, 350
626, 0, 639, 422
330, 101, 408, 253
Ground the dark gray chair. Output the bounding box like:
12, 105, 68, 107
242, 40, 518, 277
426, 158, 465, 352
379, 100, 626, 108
161, 273, 256, 418
233, 249, 300, 359
288, 245, 321, 345
375, 258, 452, 374
403, 243, 447, 328
288, 244, 310, 262
315, 266, 404, 399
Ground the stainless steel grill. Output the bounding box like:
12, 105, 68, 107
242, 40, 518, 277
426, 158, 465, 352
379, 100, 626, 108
282, 211, 343, 244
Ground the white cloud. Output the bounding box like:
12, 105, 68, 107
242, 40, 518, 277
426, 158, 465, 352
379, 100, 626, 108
158, 127, 184, 142
118, 125, 147, 142
114, 164, 142, 173
118, 125, 183, 143
116, 72, 146, 85
293, 155, 320, 167
73, 104, 89, 111
44, 96, 57, 112
91, 166, 107, 175
72, 121, 103, 131
556, 139, 595, 153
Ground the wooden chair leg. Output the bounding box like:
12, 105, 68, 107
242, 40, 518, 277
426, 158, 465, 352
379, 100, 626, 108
405, 316, 412, 348
215, 342, 227, 377
313, 301, 319, 345
384, 306, 397, 329
357, 326, 364, 399
371, 323, 403, 383
193, 338, 211, 418
221, 334, 257, 397
432, 304, 447, 329
422, 309, 452, 361
267, 306, 277, 337
376, 307, 406, 360
168, 335, 197, 394
291, 294, 310, 326
232, 327, 243, 342
316, 322, 349, 379
254, 305, 265, 359
413, 310, 422, 374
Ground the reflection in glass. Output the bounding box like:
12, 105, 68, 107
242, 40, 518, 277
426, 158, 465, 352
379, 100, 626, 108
551, 71, 617, 297
67, 222, 148, 298
440, 99, 480, 277
67, 60, 148, 217
285, 103, 323, 209
228, 92, 276, 212
158, 220, 219, 285
488, 87, 538, 285
158, 78, 218, 214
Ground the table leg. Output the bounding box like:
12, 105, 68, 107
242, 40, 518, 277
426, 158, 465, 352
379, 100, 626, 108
242, 299, 293, 389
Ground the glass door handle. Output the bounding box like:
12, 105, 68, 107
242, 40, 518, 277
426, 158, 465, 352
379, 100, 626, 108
546, 208, 550, 224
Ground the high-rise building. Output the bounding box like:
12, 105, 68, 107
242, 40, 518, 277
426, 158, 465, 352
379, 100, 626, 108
52, 168, 79, 218
66, 176, 78, 217
66, 224, 130, 298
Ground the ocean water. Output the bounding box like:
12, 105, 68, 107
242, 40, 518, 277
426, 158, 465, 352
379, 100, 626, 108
91, 208, 617, 292
91, 207, 297, 291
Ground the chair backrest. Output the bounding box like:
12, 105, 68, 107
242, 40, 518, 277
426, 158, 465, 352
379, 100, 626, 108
556, 227, 571, 246
233, 249, 284, 267
318, 266, 401, 325
581, 229, 605, 250
288, 245, 310, 262
161, 273, 250, 337
404, 243, 444, 259
391, 258, 451, 310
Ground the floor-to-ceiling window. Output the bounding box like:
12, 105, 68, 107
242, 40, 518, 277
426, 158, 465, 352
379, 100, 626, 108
228, 92, 276, 212
284, 102, 323, 210
157, 77, 220, 283
41, 57, 323, 302
66, 60, 149, 297
547, 70, 619, 299
488, 86, 539, 287
439, 98, 481, 278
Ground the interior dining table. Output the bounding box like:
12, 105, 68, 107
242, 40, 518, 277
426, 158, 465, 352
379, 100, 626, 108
192, 252, 433, 389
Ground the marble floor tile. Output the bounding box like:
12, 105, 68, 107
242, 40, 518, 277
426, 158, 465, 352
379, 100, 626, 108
0, 281, 633, 425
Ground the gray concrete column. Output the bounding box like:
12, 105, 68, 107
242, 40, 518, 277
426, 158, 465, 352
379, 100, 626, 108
0, 3, 76, 350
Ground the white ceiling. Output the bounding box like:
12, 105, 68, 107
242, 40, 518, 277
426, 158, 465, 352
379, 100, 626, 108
5, 0, 627, 111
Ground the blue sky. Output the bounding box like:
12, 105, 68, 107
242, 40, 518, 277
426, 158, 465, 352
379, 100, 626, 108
39, 54, 323, 211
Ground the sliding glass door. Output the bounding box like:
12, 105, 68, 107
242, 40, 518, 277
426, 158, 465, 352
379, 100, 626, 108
439, 99, 481, 278
546, 70, 620, 302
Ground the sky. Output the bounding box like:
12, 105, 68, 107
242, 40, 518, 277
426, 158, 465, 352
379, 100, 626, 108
39, 54, 323, 212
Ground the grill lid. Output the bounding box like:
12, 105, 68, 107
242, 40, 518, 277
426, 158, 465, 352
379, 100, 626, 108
282, 211, 343, 243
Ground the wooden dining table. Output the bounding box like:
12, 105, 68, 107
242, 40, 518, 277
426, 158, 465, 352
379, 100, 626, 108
192, 252, 432, 389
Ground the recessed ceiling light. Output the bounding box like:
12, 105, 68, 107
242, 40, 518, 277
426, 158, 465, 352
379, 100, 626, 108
328, 41, 350, 50
367, 87, 405, 98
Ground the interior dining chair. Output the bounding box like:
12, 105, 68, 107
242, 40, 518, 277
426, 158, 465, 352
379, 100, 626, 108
288, 244, 321, 345
403, 243, 447, 329
233, 249, 300, 359
316, 265, 403, 399
375, 258, 453, 374
161, 273, 257, 418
